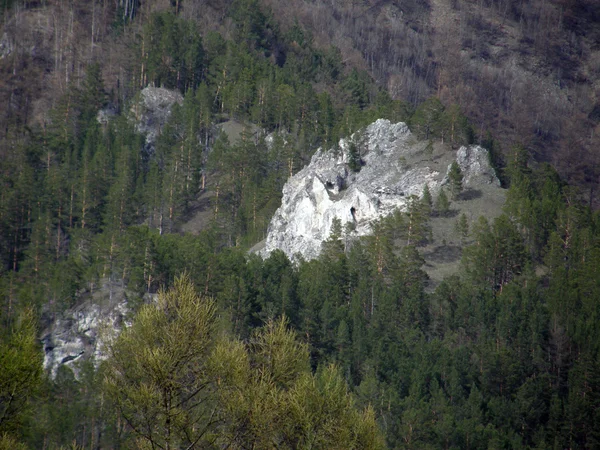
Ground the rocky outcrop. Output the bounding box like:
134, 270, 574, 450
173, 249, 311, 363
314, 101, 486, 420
450, 145, 500, 187
260, 119, 500, 262
42, 282, 142, 378
131, 86, 183, 153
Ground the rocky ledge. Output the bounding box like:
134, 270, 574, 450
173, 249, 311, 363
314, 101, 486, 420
260, 119, 500, 262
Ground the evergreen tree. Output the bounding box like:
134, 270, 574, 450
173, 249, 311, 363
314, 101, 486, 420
455, 213, 470, 244
403, 195, 431, 246
410, 97, 445, 140
104, 274, 218, 449
448, 161, 464, 199
348, 140, 362, 172
322, 217, 345, 260
421, 184, 433, 216
213, 317, 386, 449
435, 188, 451, 216
0, 309, 43, 436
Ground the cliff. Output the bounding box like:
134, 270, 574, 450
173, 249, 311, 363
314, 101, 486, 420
260, 119, 503, 265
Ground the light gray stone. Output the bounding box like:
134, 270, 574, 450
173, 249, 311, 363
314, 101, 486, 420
131, 86, 183, 153
260, 119, 500, 262
42, 282, 149, 379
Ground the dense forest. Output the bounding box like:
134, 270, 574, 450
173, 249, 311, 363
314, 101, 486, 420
1, 0, 600, 449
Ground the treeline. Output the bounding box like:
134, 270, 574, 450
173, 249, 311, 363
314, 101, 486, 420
1, 146, 600, 448
3, 0, 600, 207
2, 4, 599, 449
3, 146, 600, 448
0, 9, 476, 315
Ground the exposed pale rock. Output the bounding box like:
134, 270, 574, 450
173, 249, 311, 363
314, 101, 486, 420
42, 282, 140, 378
445, 145, 501, 187
132, 86, 183, 153
96, 105, 118, 125
260, 119, 499, 262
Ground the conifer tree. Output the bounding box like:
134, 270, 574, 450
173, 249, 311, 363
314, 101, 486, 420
404, 195, 431, 246
448, 161, 464, 199
410, 97, 445, 140
104, 274, 218, 450
421, 184, 433, 216
435, 189, 451, 216
0, 309, 43, 435
455, 213, 469, 245
322, 217, 345, 261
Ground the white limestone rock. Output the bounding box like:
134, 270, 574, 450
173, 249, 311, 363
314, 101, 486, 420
42, 282, 141, 378
260, 119, 500, 262
443, 145, 501, 187
131, 86, 183, 153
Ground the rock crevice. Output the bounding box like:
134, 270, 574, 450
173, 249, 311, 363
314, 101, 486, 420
260, 119, 500, 262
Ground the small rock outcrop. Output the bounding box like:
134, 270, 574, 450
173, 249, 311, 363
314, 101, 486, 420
260, 119, 500, 262
42, 282, 137, 378
451, 145, 500, 187
132, 86, 183, 153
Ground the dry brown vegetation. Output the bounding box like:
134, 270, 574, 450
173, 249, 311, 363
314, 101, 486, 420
261, 0, 600, 198
1, 0, 599, 201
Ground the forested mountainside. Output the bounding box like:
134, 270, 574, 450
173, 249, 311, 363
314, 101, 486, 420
1, 1, 600, 449
2, 0, 600, 198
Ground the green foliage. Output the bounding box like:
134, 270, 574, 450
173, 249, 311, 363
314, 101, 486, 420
230, 0, 278, 54
403, 195, 432, 246
213, 318, 385, 449
0, 433, 27, 450
141, 12, 204, 91
409, 97, 445, 140
104, 274, 218, 449
348, 140, 362, 172
343, 69, 371, 109
409, 99, 473, 146
104, 283, 385, 449
455, 213, 470, 244
0, 309, 42, 435
2, 9, 600, 450
462, 214, 527, 290
421, 184, 433, 216
435, 188, 451, 216
448, 161, 464, 198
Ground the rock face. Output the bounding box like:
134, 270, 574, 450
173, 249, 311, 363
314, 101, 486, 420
452, 145, 500, 187
260, 119, 499, 262
42, 282, 136, 378
132, 86, 183, 153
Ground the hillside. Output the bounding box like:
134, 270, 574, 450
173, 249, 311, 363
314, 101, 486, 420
1, 0, 599, 199
1, 1, 600, 449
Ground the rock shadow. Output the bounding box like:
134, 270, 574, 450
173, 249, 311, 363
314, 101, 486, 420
423, 245, 462, 263
458, 189, 482, 201
433, 209, 459, 218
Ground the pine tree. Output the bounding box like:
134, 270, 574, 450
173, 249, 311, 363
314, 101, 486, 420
404, 195, 431, 246
348, 140, 362, 172
0, 309, 43, 435
455, 213, 470, 244
104, 274, 218, 450
449, 161, 464, 199
410, 97, 445, 140
421, 184, 433, 216
322, 217, 345, 261
435, 189, 451, 216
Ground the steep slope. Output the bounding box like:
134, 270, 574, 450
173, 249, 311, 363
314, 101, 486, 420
260, 119, 505, 283
1, 0, 598, 201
